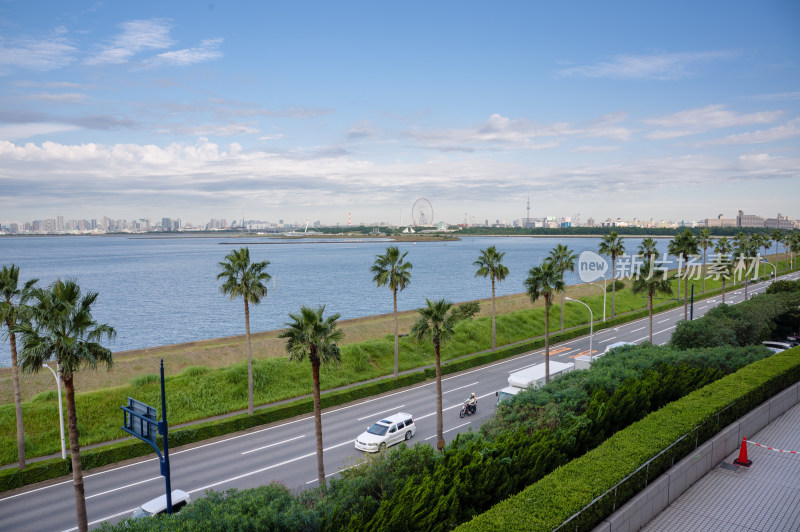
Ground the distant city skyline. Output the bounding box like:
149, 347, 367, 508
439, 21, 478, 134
1, 2, 798, 224
3, 206, 797, 234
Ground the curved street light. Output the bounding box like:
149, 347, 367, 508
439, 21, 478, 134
588, 277, 607, 322
565, 297, 594, 360
761, 259, 776, 280
43, 362, 66, 460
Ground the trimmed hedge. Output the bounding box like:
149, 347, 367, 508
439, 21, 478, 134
456, 346, 800, 531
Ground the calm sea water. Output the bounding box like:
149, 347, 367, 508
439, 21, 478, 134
0, 234, 775, 367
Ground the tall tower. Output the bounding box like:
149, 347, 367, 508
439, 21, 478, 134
527, 194, 531, 221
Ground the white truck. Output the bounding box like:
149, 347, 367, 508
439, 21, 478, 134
574, 341, 635, 370
496, 360, 575, 403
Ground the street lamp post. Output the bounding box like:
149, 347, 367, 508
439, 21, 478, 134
762, 260, 776, 280
588, 277, 607, 322
43, 363, 66, 460
565, 297, 594, 360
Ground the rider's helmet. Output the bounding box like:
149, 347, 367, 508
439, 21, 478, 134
471, 393, 476, 398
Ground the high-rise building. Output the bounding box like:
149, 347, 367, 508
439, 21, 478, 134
737, 210, 765, 228
162, 218, 172, 232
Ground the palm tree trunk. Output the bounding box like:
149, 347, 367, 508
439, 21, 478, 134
559, 273, 565, 332
9, 329, 25, 469
611, 256, 616, 319
311, 358, 325, 487
491, 277, 496, 351
683, 264, 688, 320
722, 279, 726, 303
434, 339, 443, 450
393, 289, 399, 378
544, 301, 550, 384
63, 373, 88, 532
244, 298, 254, 416
702, 247, 707, 293
648, 294, 653, 343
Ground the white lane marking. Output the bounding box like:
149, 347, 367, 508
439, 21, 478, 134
60, 508, 136, 532
598, 336, 617, 343
86, 476, 160, 499
306, 463, 360, 485
657, 318, 671, 324
446, 381, 479, 394
424, 421, 471, 440
241, 434, 305, 455
630, 327, 645, 333
186, 438, 356, 495
357, 406, 406, 422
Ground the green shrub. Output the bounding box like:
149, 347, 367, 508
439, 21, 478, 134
457, 347, 800, 531
606, 280, 625, 293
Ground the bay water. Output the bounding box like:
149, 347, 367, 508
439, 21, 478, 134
1, 234, 765, 367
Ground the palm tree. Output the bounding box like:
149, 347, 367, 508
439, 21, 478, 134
668, 229, 700, 320
771, 229, 783, 271
598, 231, 625, 319
631, 261, 672, 343
372, 246, 412, 378
474, 246, 509, 350
698, 229, 712, 293
524, 260, 564, 385
759, 234, 771, 270
278, 305, 343, 487
411, 299, 477, 450
0, 264, 38, 470
733, 234, 757, 300
547, 244, 577, 332
714, 237, 733, 303
17, 280, 115, 532
789, 232, 800, 270
637, 237, 661, 261
218, 247, 271, 416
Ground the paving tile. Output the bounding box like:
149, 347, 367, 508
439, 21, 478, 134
640, 402, 800, 532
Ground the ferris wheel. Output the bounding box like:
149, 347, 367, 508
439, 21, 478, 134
411, 198, 434, 226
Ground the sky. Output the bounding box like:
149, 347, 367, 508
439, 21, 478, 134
1, 1, 799, 227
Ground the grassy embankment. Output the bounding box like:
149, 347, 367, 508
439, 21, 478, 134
0, 257, 792, 466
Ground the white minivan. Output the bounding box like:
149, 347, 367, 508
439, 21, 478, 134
355, 412, 416, 452
131, 489, 191, 519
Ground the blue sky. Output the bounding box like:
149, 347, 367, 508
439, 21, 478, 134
1, 1, 798, 226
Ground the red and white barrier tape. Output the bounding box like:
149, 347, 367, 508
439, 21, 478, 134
748, 440, 798, 454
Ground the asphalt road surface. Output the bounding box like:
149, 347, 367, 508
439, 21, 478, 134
1, 272, 797, 531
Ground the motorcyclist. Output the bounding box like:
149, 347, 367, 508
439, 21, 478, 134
466, 392, 477, 414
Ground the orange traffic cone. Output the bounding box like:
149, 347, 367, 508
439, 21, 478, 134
733, 436, 752, 467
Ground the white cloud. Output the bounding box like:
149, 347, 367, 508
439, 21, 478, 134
86, 19, 174, 65
0, 123, 79, 140
644, 105, 783, 139
558, 50, 735, 80
160, 123, 259, 136
406, 113, 630, 152
0, 30, 77, 72
0, 138, 797, 223
144, 38, 224, 68
749, 91, 800, 102
570, 146, 620, 153
24, 92, 87, 103
702, 118, 800, 145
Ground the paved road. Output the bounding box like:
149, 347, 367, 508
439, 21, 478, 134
1, 272, 797, 531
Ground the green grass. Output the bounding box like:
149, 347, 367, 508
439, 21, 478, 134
1, 261, 793, 466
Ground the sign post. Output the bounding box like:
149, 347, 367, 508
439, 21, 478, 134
121, 359, 173, 513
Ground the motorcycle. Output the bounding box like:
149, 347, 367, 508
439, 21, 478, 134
459, 399, 477, 418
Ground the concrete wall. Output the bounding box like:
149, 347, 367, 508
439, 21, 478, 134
591, 382, 800, 532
